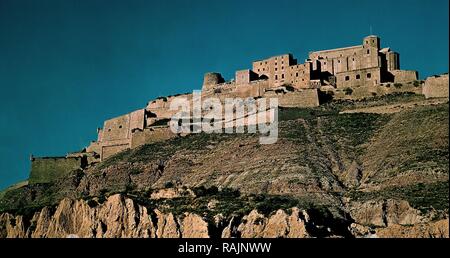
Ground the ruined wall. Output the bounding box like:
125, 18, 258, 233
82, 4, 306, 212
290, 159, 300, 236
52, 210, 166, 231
29, 157, 83, 184
102, 142, 130, 160
147, 94, 193, 119
391, 70, 418, 83
264, 89, 319, 107
332, 81, 423, 100
130, 127, 176, 148
202, 73, 225, 91
423, 74, 449, 98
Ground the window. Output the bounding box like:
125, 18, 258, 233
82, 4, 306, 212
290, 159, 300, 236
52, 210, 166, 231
275, 75, 278, 80
108, 128, 111, 132
281, 74, 284, 79
275, 68, 278, 71
281, 66, 284, 69
366, 41, 368, 44
258, 69, 260, 72
265, 61, 267, 64
282, 61, 284, 64
367, 49, 370, 54
345, 76, 350, 81
119, 125, 123, 128
275, 62, 277, 65
296, 72, 298, 77
367, 73, 372, 79
324, 62, 327, 65
263, 68, 265, 71
338, 60, 341, 63
260, 62, 262, 65
352, 58, 355, 61
356, 74, 360, 79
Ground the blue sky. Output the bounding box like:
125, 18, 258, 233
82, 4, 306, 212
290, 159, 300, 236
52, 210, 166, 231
0, 0, 448, 189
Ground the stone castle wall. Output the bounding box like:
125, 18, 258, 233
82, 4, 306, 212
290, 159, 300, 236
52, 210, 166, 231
392, 70, 419, 83
131, 126, 176, 148
264, 89, 320, 107
423, 74, 449, 98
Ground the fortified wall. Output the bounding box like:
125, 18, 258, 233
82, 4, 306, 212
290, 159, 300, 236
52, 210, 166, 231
423, 74, 449, 99
28, 35, 447, 184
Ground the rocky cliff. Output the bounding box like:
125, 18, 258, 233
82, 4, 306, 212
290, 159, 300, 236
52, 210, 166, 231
0, 194, 447, 238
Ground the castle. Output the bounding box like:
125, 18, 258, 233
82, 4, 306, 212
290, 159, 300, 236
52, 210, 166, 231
27, 35, 448, 184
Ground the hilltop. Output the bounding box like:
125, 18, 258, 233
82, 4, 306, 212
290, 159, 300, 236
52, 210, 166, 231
0, 93, 448, 238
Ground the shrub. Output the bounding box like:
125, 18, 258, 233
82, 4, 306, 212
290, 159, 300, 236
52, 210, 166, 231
164, 181, 174, 188
343, 87, 353, 96
394, 83, 403, 88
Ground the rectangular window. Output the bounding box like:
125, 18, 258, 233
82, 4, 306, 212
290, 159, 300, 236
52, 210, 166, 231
345, 76, 350, 81
275, 75, 278, 80
367, 49, 370, 54
275, 68, 278, 71
356, 74, 360, 79
367, 73, 372, 79
282, 74, 284, 79
296, 72, 298, 77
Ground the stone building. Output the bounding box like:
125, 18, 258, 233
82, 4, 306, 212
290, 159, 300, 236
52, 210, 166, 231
308, 35, 417, 88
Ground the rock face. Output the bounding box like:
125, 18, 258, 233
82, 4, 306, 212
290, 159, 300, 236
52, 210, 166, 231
0, 194, 447, 238
349, 199, 424, 227
0, 195, 208, 238
0, 194, 322, 238
230, 209, 309, 238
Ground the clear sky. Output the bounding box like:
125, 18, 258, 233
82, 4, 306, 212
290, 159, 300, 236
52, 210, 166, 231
0, 0, 448, 189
